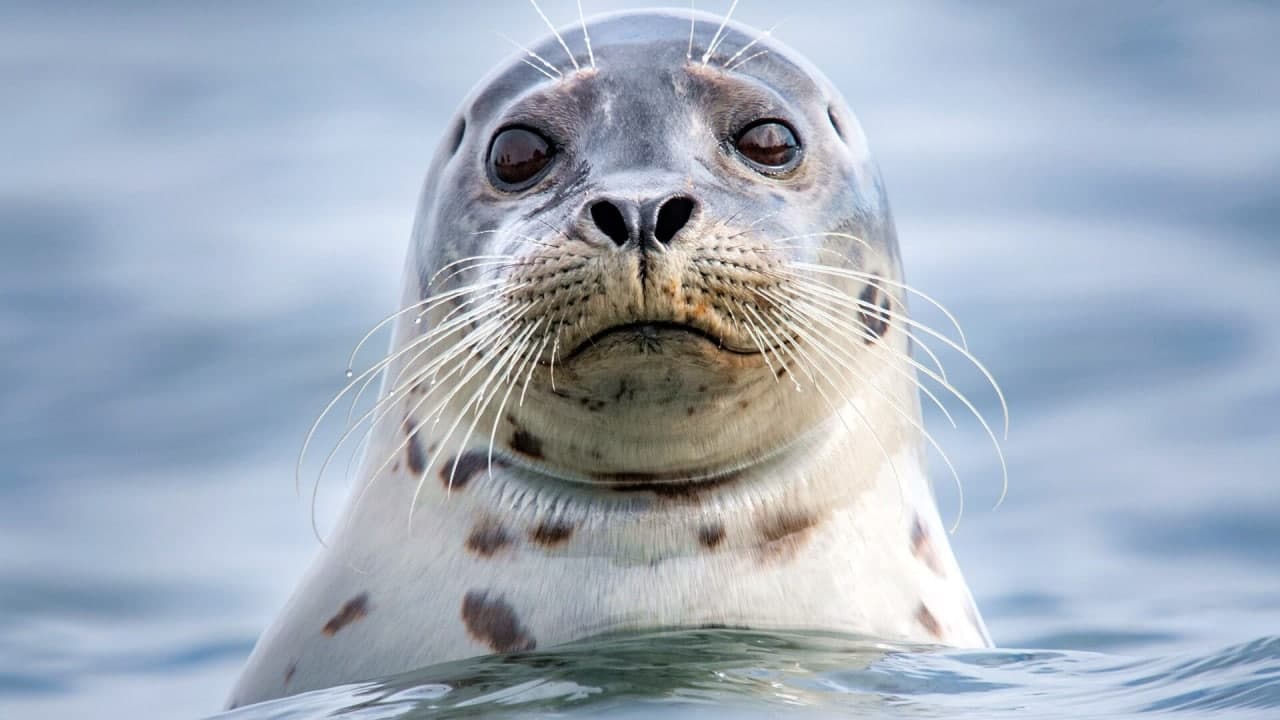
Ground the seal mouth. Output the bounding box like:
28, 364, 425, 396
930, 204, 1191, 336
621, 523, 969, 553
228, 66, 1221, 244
561, 321, 760, 361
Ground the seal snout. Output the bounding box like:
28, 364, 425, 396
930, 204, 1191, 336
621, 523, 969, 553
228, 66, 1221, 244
584, 194, 698, 249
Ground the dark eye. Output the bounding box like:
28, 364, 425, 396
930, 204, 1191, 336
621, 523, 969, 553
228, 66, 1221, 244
488, 127, 553, 189
734, 121, 800, 172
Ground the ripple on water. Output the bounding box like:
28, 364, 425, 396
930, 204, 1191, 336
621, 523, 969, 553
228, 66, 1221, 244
211, 629, 1280, 719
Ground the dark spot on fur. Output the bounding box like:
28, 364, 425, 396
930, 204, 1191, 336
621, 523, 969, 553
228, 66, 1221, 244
858, 282, 891, 342
511, 428, 544, 458
698, 523, 726, 549
283, 661, 297, 685
438, 450, 497, 489
775, 365, 788, 379
697, 384, 708, 393
461, 591, 537, 653
686, 406, 696, 416
911, 515, 945, 576
403, 421, 427, 475
917, 603, 943, 639
322, 593, 369, 636
530, 520, 574, 546
757, 511, 819, 560
737, 399, 750, 409
466, 520, 513, 557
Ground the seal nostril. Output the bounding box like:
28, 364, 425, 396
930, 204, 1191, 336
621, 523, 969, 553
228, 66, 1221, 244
654, 196, 695, 244
590, 201, 630, 246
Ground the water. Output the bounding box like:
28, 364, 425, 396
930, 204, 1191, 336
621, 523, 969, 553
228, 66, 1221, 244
2, 1, 1278, 718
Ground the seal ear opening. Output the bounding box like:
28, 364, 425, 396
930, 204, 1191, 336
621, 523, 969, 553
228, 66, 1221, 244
447, 117, 467, 157
827, 105, 846, 143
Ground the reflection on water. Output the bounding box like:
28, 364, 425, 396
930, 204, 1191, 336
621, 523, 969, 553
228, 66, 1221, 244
215, 629, 1280, 719
1, 1, 1278, 718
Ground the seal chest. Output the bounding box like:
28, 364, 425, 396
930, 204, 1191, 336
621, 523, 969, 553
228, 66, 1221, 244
228, 8, 1002, 708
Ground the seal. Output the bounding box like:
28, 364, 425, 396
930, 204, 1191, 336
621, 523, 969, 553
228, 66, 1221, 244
228, 7, 1003, 708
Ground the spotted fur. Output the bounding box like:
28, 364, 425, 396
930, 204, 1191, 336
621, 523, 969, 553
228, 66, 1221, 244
466, 520, 513, 557
321, 593, 369, 636
461, 591, 536, 653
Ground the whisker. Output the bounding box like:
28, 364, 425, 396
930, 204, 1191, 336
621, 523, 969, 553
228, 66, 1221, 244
311, 298, 525, 540
741, 297, 908, 515
700, 0, 740, 65
759, 284, 958, 431
440, 318, 543, 494
576, 0, 596, 70
497, 32, 564, 79
739, 303, 800, 391
404, 306, 542, 531
779, 261, 1004, 437
686, 0, 696, 62
469, 229, 558, 251
528, 0, 581, 72
347, 278, 508, 374
765, 265, 951, 381
724, 49, 768, 72
428, 253, 520, 290
720, 19, 781, 69
346, 283, 511, 426
342, 303, 529, 530
520, 313, 559, 407
777, 273, 1008, 509
771, 239, 969, 350
763, 289, 966, 527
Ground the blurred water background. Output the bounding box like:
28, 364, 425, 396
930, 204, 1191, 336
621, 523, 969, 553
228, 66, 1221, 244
2, 1, 1278, 718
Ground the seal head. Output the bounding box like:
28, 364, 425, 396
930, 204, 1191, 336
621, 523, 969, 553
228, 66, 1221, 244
412, 9, 897, 482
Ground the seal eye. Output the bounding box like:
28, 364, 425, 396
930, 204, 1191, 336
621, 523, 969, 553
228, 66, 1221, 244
488, 127, 553, 189
734, 121, 800, 172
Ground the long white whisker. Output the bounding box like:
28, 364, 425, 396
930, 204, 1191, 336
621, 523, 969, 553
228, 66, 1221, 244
405, 306, 540, 531
755, 295, 960, 528
780, 261, 1004, 438
720, 20, 780, 69
442, 318, 542, 494
778, 274, 1008, 509
479, 319, 546, 484
528, 0, 581, 72
778, 244, 969, 350
764, 264, 950, 381
741, 298, 908, 515
700, 0, 739, 65
576, 0, 596, 70
760, 284, 958, 431
724, 49, 768, 72
346, 283, 511, 426
312, 300, 526, 540
497, 32, 564, 79
687, 0, 696, 62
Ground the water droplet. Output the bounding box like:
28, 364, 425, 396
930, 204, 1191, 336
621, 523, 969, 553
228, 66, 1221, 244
345, 369, 354, 378
414, 317, 422, 324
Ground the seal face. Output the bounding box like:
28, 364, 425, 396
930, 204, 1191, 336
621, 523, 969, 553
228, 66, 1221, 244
229, 9, 999, 708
